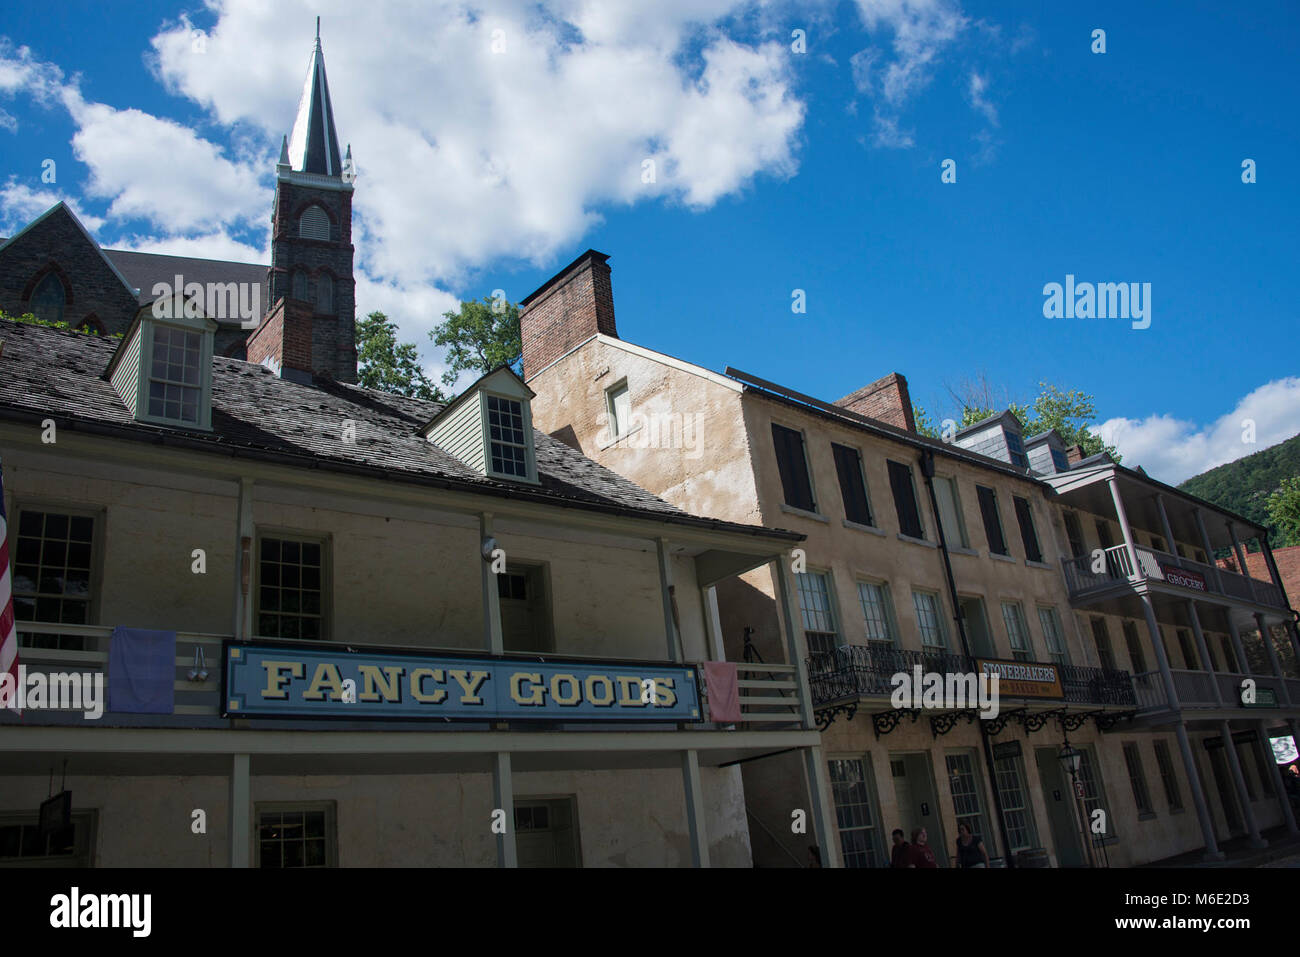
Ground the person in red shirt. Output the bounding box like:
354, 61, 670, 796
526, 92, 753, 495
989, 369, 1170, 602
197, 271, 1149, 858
909, 827, 938, 868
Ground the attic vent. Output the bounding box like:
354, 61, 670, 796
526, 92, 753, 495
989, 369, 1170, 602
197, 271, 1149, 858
299, 205, 331, 241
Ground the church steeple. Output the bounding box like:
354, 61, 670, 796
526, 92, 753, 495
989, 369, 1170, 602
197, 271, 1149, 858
286, 19, 343, 177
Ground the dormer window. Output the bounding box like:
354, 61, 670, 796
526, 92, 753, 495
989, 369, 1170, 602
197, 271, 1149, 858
422, 367, 539, 484
300, 204, 331, 240
106, 301, 215, 431
1005, 429, 1029, 468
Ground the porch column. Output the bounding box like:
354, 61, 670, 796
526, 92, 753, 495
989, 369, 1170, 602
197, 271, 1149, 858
702, 585, 726, 662
1220, 721, 1267, 848
1229, 618, 1250, 681
1227, 522, 1254, 601
1192, 508, 1223, 591
493, 752, 517, 868
1107, 477, 1141, 579
680, 749, 711, 868
1155, 493, 1177, 555
1259, 720, 1300, 836
229, 753, 251, 868
233, 478, 254, 639
1186, 601, 1222, 705
802, 744, 839, 868
1254, 612, 1292, 706
657, 538, 683, 662
480, 513, 503, 654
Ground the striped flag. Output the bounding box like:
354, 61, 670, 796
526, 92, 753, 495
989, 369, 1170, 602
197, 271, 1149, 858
0, 456, 19, 714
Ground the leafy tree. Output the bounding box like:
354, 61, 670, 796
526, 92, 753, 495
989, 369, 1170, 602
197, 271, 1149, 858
1180, 432, 1300, 549
429, 295, 521, 390
356, 311, 445, 402
1266, 477, 1300, 548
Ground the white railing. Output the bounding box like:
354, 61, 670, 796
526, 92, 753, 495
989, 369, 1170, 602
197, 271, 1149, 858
1132, 671, 1168, 711
1063, 543, 1288, 611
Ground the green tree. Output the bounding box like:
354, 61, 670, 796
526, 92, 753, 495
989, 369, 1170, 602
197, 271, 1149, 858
1266, 477, 1300, 548
356, 311, 445, 401
430, 295, 521, 390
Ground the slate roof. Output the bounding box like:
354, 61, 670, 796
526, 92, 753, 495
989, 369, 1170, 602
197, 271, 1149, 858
0, 319, 799, 542
102, 248, 269, 316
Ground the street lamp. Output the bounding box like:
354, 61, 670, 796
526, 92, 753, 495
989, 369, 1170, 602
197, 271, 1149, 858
1057, 731, 1094, 868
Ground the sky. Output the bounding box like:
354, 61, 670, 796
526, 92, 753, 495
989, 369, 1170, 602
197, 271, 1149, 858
1, 0, 1297, 485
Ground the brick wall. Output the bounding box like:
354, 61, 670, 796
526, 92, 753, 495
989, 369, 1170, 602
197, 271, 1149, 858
1219, 544, 1300, 604
832, 372, 915, 432
0, 204, 141, 336
520, 250, 617, 379
246, 297, 313, 376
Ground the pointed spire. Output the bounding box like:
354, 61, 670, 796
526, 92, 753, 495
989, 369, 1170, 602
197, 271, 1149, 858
341, 143, 356, 183
285, 23, 342, 177
278, 135, 290, 168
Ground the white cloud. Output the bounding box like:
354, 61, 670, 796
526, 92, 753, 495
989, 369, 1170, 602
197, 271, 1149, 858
967, 71, 996, 125
0, 180, 105, 234
1094, 377, 1300, 485
107, 232, 268, 264
852, 0, 967, 105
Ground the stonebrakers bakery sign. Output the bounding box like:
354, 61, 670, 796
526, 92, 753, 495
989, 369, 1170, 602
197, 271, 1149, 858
224, 641, 702, 721
975, 658, 1064, 699
1160, 563, 1207, 592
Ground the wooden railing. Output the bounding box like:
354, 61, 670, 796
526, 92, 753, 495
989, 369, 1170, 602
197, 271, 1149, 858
735, 663, 804, 727
1131, 667, 1294, 713
1062, 544, 1287, 610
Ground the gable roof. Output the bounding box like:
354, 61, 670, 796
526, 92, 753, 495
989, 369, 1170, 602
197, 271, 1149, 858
103, 247, 269, 316
421, 364, 534, 432
0, 318, 798, 542
0, 202, 139, 301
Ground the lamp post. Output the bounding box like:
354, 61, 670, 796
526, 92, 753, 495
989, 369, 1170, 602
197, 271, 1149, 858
1058, 731, 1095, 868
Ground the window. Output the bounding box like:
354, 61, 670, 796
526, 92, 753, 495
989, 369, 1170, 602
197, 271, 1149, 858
0, 810, 96, 866
257, 804, 335, 867
832, 443, 873, 527
1050, 447, 1069, 472
887, 460, 924, 539
75, 315, 105, 335
796, 571, 839, 667
976, 485, 1007, 555
1122, 620, 1148, 674
487, 395, 529, 477
1063, 511, 1086, 558
1001, 601, 1033, 661
514, 798, 580, 868
828, 757, 885, 868
1091, 617, 1117, 671
1220, 635, 1240, 673
30, 272, 66, 324
993, 748, 1039, 852
1205, 634, 1220, 672
1123, 743, 1155, 816
1150, 535, 1166, 552
292, 269, 309, 301
1077, 747, 1115, 844
856, 581, 895, 645
1004, 430, 1029, 468
148, 324, 202, 424
946, 751, 993, 853
961, 596, 996, 658
772, 424, 815, 512
913, 590, 949, 651
1153, 740, 1183, 811
11, 509, 94, 627
933, 476, 968, 548
1038, 606, 1069, 666
498, 563, 553, 653
1013, 496, 1043, 563
605, 381, 630, 438
1176, 629, 1199, 670
299, 204, 331, 240
1095, 520, 1114, 550
257, 535, 326, 640
316, 273, 333, 314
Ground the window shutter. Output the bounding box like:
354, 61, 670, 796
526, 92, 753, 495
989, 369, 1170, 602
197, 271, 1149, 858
977, 486, 1006, 555
832, 444, 872, 526
1013, 496, 1042, 563
887, 461, 922, 539
772, 424, 815, 512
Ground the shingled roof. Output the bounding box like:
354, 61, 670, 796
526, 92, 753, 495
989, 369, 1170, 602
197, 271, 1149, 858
0, 319, 799, 541
102, 247, 269, 315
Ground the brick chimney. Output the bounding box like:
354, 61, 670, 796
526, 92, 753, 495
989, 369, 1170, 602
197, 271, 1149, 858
834, 373, 915, 432
246, 296, 314, 384
1066, 444, 1086, 464
520, 250, 618, 379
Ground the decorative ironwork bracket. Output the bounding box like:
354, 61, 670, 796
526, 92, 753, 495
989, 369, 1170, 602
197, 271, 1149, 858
1020, 708, 1066, 733
1058, 710, 1098, 733
930, 710, 978, 738
1094, 710, 1137, 733
814, 701, 858, 732
981, 707, 1026, 737
872, 708, 920, 739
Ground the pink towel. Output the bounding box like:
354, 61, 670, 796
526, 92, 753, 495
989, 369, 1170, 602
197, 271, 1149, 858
704, 661, 741, 722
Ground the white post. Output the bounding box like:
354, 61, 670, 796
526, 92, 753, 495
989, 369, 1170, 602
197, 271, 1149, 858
493, 752, 517, 868
481, 513, 503, 654
680, 749, 711, 868
1186, 600, 1222, 705
229, 753, 251, 868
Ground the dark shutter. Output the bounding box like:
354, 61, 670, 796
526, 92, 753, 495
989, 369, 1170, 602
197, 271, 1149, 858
887, 460, 923, 539
1064, 512, 1085, 558
833, 444, 873, 526
772, 423, 815, 512
1013, 496, 1043, 563
977, 486, 1007, 555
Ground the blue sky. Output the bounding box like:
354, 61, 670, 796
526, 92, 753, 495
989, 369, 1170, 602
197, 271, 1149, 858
1, 0, 1297, 483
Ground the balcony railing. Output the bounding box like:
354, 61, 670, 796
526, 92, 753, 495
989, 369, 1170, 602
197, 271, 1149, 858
7, 622, 805, 730
1130, 668, 1297, 713
1062, 544, 1287, 610
807, 645, 1135, 708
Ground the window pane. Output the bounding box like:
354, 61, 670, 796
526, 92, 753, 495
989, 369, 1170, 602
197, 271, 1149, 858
913, 591, 948, 650
856, 582, 893, 645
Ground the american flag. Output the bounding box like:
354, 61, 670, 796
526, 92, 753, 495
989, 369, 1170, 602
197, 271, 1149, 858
0, 457, 18, 714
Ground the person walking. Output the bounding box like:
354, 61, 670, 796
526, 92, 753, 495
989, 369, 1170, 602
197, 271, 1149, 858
889, 828, 911, 868
956, 822, 990, 868
909, 827, 938, 868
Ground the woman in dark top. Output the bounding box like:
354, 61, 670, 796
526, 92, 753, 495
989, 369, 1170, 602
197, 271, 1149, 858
956, 822, 990, 868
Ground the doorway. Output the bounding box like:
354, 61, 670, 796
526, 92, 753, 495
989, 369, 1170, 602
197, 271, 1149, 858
514, 797, 581, 867
890, 752, 946, 864
1205, 746, 1244, 839
1034, 747, 1084, 867
959, 596, 996, 658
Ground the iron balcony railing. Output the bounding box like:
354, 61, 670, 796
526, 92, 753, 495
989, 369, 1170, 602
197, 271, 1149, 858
807, 644, 1135, 708
1062, 544, 1287, 610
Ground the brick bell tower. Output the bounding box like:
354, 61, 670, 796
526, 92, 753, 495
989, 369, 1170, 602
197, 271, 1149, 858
261, 19, 358, 382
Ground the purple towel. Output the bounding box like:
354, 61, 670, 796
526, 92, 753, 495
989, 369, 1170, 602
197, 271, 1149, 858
108, 627, 176, 714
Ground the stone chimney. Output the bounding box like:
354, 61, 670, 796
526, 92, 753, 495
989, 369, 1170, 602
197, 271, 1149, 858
834, 372, 915, 432
520, 250, 618, 379
1066, 444, 1086, 464
246, 296, 314, 384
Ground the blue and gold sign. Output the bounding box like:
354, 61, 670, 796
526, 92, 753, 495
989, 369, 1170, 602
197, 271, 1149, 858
223, 641, 702, 721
